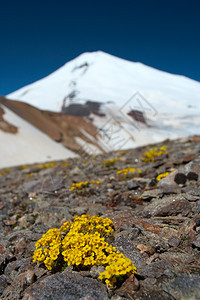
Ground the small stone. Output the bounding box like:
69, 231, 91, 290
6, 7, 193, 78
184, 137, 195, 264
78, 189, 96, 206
141, 189, 161, 201
137, 244, 150, 254
192, 238, 200, 249
193, 217, 200, 231
127, 180, 140, 190
174, 173, 187, 185
168, 236, 180, 247
90, 265, 105, 279
187, 172, 198, 181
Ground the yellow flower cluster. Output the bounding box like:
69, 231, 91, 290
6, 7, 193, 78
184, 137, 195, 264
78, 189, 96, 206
59, 162, 69, 167
21, 165, 27, 169
117, 167, 141, 176
156, 170, 174, 181
99, 252, 136, 286
142, 145, 167, 162
70, 180, 101, 191
26, 174, 33, 178
0, 168, 10, 177
36, 162, 55, 169
102, 158, 121, 167
33, 215, 137, 287
33, 228, 62, 270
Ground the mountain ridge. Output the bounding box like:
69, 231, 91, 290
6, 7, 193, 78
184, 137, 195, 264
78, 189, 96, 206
7, 51, 200, 113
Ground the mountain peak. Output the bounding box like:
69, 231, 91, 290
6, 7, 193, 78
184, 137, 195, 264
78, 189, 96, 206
6, 51, 200, 114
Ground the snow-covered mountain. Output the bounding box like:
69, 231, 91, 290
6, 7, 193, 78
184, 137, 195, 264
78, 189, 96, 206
6, 51, 200, 154
7, 51, 200, 113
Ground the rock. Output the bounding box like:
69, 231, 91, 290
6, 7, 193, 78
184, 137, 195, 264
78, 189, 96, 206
174, 173, 187, 185
23, 177, 63, 193
0, 275, 8, 295
115, 274, 140, 298
127, 180, 140, 190
23, 272, 109, 300
136, 244, 151, 254
183, 186, 200, 196
192, 237, 200, 249
140, 260, 173, 279
4, 259, 32, 280
90, 265, 105, 279
141, 277, 157, 289
70, 166, 84, 176
1, 137, 200, 299
184, 158, 200, 177
193, 217, 200, 231
113, 235, 147, 271
142, 196, 192, 217
187, 171, 198, 181
194, 201, 200, 213
141, 189, 162, 201
157, 169, 178, 187
168, 236, 180, 247
163, 274, 200, 300
184, 193, 199, 202
3, 270, 35, 299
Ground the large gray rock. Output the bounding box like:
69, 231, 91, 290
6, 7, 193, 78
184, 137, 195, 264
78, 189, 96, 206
23, 272, 109, 300
163, 274, 200, 300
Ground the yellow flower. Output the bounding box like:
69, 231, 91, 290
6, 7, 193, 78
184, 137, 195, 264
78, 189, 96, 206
33, 214, 137, 287
156, 170, 174, 181
142, 146, 168, 162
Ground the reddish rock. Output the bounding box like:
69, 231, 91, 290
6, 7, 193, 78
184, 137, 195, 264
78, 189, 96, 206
180, 215, 200, 238
115, 274, 140, 297
0, 244, 6, 255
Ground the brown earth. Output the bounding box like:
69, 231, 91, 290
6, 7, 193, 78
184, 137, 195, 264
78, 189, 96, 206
0, 96, 103, 153
0, 105, 18, 134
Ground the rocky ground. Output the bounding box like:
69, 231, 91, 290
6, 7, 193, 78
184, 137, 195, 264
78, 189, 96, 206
0, 135, 200, 300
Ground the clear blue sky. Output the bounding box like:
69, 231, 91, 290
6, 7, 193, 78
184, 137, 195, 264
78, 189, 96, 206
0, 0, 200, 95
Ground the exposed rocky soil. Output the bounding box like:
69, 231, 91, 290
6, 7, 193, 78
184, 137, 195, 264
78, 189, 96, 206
0, 135, 200, 299
0, 96, 101, 153
0, 105, 18, 134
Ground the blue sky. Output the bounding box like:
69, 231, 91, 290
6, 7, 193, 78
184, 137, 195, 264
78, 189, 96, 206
0, 0, 200, 95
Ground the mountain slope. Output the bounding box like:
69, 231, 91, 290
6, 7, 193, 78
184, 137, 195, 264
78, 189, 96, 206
7, 51, 200, 114
0, 101, 77, 168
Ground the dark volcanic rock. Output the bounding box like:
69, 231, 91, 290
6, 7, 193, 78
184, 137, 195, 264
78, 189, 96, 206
0, 275, 8, 295
140, 260, 173, 279
187, 171, 199, 181
163, 274, 200, 300
23, 272, 109, 300
174, 173, 187, 185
